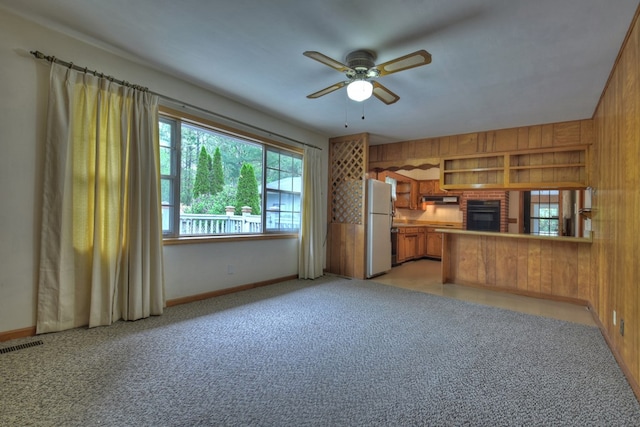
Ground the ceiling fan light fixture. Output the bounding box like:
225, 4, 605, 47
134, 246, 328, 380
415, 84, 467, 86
347, 79, 373, 102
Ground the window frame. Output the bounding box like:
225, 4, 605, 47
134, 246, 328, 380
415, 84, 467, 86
523, 190, 561, 236
159, 106, 303, 244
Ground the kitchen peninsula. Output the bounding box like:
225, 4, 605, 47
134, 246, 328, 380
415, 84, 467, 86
437, 229, 593, 303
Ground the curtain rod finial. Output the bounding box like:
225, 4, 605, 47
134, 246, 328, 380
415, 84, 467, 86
14, 48, 33, 58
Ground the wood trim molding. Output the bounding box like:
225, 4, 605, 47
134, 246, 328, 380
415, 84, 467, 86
0, 276, 298, 342
166, 274, 298, 307
369, 157, 440, 172
0, 326, 37, 342
444, 279, 590, 307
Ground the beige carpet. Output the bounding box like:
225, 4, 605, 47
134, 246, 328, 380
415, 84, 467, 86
1, 276, 638, 426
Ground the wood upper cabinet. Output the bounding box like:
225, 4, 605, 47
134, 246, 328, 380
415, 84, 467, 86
440, 145, 589, 190
418, 179, 450, 195
378, 170, 419, 209
418, 180, 435, 195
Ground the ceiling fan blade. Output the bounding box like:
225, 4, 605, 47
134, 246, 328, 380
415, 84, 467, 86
376, 50, 432, 76
303, 51, 352, 73
372, 81, 400, 105
307, 81, 347, 99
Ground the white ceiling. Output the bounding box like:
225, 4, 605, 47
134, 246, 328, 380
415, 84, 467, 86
1, 0, 638, 144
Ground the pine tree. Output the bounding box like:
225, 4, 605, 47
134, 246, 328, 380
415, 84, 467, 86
210, 147, 224, 195
235, 163, 261, 215
193, 146, 211, 199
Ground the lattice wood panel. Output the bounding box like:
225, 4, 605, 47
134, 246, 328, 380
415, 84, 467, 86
330, 136, 366, 224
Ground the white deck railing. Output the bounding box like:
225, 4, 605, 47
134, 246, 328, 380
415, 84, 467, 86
180, 213, 262, 235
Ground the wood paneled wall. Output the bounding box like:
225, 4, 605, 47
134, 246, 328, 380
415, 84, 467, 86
592, 5, 640, 393
443, 234, 593, 303
369, 119, 593, 168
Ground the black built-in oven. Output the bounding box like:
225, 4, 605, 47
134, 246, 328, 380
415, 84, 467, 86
467, 200, 501, 231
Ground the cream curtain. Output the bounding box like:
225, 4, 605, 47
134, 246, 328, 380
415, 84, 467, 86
37, 63, 164, 333
298, 146, 324, 279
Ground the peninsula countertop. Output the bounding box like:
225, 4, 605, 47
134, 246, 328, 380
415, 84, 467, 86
435, 228, 593, 243
392, 221, 463, 229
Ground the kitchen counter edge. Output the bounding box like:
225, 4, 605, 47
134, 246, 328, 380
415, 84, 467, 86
393, 222, 462, 229
435, 228, 593, 243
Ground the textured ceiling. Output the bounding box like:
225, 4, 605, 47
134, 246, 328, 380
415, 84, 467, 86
1, 0, 638, 144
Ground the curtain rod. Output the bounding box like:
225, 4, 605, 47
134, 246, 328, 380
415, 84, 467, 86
30, 50, 322, 151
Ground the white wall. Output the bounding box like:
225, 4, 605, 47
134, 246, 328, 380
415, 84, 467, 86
0, 9, 328, 334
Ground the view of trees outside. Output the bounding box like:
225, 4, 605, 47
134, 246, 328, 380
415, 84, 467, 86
524, 190, 560, 236
235, 163, 261, 215
178, 123, 262, 215
532, 205, 559, 235
159, 117, 303, 235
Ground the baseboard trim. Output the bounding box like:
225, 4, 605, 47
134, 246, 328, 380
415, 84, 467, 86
588, 302, 640, 402
165, 274, 298, 307
446, 280, 590, 307
0, 275, 298, 342
0, 326, 36, 342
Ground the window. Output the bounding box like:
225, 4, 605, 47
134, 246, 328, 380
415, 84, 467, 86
523, 190, 560, 236
159, 110, 302, 238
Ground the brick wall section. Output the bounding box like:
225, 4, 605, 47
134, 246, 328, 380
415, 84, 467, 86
461, 191, 509, 233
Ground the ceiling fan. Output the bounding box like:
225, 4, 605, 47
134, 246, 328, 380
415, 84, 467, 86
303, 49, 432, 104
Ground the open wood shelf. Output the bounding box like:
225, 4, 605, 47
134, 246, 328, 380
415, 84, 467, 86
509, 163, 586, 170
441, 145, 589, 190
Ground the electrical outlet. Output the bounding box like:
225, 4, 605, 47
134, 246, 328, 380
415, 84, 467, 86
620, 319, 625, 337
613, 310, 617, 326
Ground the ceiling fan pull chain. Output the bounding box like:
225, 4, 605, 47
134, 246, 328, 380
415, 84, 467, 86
362, 101, 365, 121
345, 93, 349, 128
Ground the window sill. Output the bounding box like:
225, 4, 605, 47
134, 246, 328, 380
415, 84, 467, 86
163, 233, 299, 246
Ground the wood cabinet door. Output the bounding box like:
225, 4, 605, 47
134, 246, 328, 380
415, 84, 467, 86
397, 233, 406, 263
403, 234, 417, 260
419, 180, 434, 194
426, 233, 443, 258
410, 180, 420, 209
395, 180, 412, 209
418, 231, 426, 256
432, 179, 447, 194
398, 233, 418, 261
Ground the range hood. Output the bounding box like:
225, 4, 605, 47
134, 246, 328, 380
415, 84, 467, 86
421, 195, 459, 204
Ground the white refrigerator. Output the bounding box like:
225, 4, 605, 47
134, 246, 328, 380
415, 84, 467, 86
366, 179, 393, 278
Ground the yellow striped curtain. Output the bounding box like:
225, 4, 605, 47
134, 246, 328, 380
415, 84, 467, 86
37, 63, 164, 333
298, 146, 324, 279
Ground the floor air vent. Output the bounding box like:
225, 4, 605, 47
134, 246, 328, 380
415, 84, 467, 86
0, 340, 44, 354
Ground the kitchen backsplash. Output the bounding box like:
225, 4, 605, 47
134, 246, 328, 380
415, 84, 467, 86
395, 205, 463, 223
